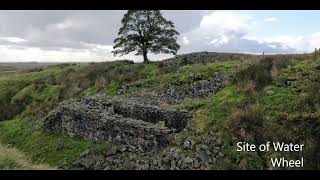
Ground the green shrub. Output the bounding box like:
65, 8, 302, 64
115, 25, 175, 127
237, 58, 273, 90
296, 82, 320, 111
226, 104, 265, 145
277, 111, 320, 169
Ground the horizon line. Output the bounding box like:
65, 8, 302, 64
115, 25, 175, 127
0, 51, 313, 64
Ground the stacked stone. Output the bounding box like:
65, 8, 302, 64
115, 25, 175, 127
158, 73, 226, 103
44, 95, 192, 152
73, 128, 224, 170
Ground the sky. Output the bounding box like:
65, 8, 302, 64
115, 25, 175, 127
0, 10, 320, 62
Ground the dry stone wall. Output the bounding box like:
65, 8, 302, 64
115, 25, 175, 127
44, 95, 192, 152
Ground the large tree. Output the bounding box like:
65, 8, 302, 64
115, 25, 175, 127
112, 10, 180, 63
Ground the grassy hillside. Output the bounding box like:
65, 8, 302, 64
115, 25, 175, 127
0, 117, 106, 169
0, 143, 54, 170
0, 53, 319, 169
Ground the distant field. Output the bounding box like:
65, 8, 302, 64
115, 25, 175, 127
0, 62, 56, 70
0, 62, 89, 71
0, 62, 89, 78
0, 65, 16, 72
0, 65, 17, 78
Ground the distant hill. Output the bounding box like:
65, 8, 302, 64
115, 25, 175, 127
0, 62, 71, 71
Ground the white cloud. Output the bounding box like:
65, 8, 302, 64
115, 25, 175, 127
262, 35, 305, 50
309, 32, 320, 50
180, 11, 279, 53
181, 11, 253, 46
0, 10, 318, 62
54, 20, 73, 30
0, 45, 111, 62
264, 17, 278, 22
244, 31, 320, 53
0, 42, 173, 63
0, 37, 27, 43
250, 34, 320, 53
182, 36, 190, 45
81, 42, 114, 52
178, 11, 301, 54
267, 44, 277, 49
196, 11, 253, 38
209, 35, 229, 47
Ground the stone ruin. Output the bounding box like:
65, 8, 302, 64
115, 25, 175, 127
158, 73, 234, 103
44, 72, 234, 153
44, 95, 192, 152
43, 71, 233, 169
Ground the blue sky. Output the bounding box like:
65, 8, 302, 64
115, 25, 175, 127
243, 10, 320, 37
0, 10, 320, 62
179, 10, 320, 55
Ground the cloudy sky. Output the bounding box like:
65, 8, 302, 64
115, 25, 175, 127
0, 10, 320, 62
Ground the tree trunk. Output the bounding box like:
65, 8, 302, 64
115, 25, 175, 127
143, 50, 149, 64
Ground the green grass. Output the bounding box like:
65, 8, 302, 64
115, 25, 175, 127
0, 143, 54, 170
0, 65, 17, 72
276, 58, 320, 91
0, 60, 244, 169
0, 65, 85, 120
177, 62, 237, 77
105, 81, 122, 96
258, 85, 297, 117
0, 71, 17, 77
180, 84, 264, 170
0, 118, 106, 168
183, 84, 245, 137
0, 56, 319, 170
0, 156, 20, 169
174, 62, 237, 85
140, 63, 160, 78
0, 69, 105, 168
121, 62, 238, 95
80, 86, 98, 95
185, 58, 312, 169
21, 84, 64, 118
11, 84, 37, 103
211, 58, 320, 169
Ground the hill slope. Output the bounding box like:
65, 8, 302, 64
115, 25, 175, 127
0, 52, 319, 170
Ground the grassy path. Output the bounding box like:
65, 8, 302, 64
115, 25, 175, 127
0, 142, 55, 170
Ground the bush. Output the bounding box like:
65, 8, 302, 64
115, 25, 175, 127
226, 104, 265, 145
22, 67, 43, 73
296, 82, 320, 111
237, 58, 273, 90
95, 77, 107, 91
57, 63, 71, 69
277, 111, 320, 169
272, 56, 293, 70
238, 79, 256, 95
157, 61, 165, 69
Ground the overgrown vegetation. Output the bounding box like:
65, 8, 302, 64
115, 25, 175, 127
0, 118, 106, 169
0, 53, 319, 169
0, 143, 54, 170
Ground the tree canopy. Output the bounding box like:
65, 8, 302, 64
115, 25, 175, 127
113, 10, 180, 63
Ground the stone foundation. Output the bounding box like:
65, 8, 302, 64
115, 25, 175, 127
44, 95, 192, 152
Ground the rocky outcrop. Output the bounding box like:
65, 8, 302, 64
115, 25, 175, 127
44, 95, 192, 152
